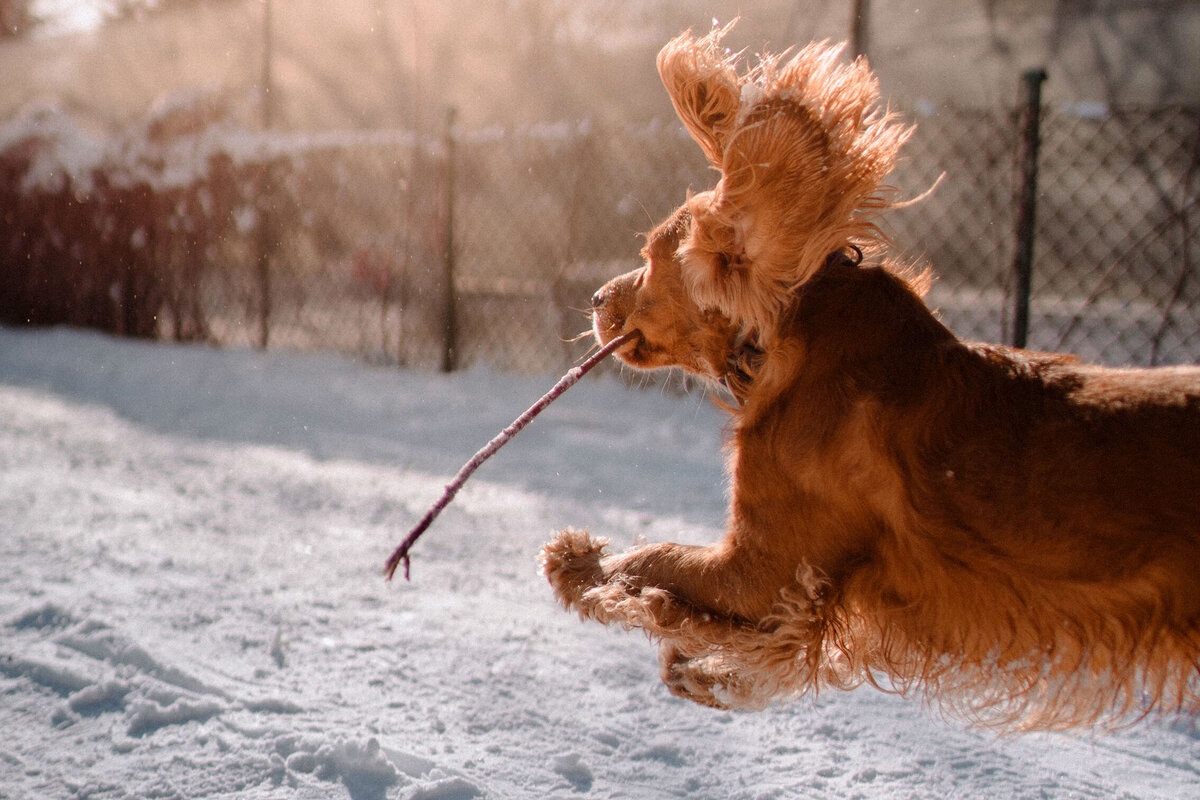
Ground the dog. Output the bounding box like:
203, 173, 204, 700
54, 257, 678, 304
540, 25, 1200, 730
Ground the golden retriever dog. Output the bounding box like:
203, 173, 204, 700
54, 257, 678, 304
540, 25, 1200, 730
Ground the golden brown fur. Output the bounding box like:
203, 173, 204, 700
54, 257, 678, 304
540, 25, 1200, 730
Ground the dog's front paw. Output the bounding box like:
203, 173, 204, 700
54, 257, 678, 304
540, 528, 610, 610
658, 641, 739, 710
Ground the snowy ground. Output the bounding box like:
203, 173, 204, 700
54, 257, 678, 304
1, 326, 1198, 800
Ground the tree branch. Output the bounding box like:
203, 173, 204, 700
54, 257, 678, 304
384, 330, 638, 581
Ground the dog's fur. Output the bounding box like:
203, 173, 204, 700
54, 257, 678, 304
540, 25, 1200, 730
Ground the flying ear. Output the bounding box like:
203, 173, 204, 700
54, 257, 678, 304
656, 22, 742, 170
658, 26, 912, 340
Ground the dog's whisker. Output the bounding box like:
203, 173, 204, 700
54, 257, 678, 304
564, 329, 595, 344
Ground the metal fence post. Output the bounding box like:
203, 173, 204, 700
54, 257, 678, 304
849, 0, 870, 60
440, 106, 458, 373
254, 0, 275, 350
255, 167, 273, 351
1009, 68, 1047, 349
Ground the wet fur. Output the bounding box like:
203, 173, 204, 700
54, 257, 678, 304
541, 25, 1200, 730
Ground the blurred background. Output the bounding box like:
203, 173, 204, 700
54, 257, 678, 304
1, 0, 1197, 372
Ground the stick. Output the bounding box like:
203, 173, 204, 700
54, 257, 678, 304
384, 331, 638, 581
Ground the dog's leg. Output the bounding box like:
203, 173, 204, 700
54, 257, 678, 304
541, 528, 782, 624
542, 528, 819, 708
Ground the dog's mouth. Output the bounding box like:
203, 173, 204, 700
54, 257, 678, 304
591, 311, 641, 357
598, 329, 645, 366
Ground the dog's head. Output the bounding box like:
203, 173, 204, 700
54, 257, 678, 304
591, 206, 743, 384
596, 24, 911, 368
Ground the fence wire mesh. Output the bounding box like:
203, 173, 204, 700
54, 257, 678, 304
886, 106, 1017, 347
2, 102, 1198, 374
450, 121, 710, 373
1031, 108, 1200, 365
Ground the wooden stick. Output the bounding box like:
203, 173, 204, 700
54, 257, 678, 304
384, 331, 638, 581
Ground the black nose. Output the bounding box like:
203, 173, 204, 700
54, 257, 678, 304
590, 288, 606, 309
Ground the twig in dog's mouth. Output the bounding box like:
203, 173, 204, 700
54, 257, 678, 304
383, 330, 641, 581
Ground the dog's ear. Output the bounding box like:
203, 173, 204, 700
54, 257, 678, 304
656, 22, 743, 170
658, 27, 912, 340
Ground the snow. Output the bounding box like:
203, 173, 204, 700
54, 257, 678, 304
1, 325, 1198, 799
0, 104, 433, 199
2, 104, 627, 203
1, 107, 109, 194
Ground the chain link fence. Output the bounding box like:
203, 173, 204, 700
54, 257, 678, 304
888, 104, 1200, 366
450, 120, 710, 373
2, 99, 1198, 373
1033, 108, 1199, 365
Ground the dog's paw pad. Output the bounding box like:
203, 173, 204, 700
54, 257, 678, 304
540, 528, 609, 607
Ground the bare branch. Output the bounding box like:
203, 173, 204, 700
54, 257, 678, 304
384, 330, 638, 581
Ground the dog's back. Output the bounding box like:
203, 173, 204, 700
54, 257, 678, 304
761, 259, 1200, 726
